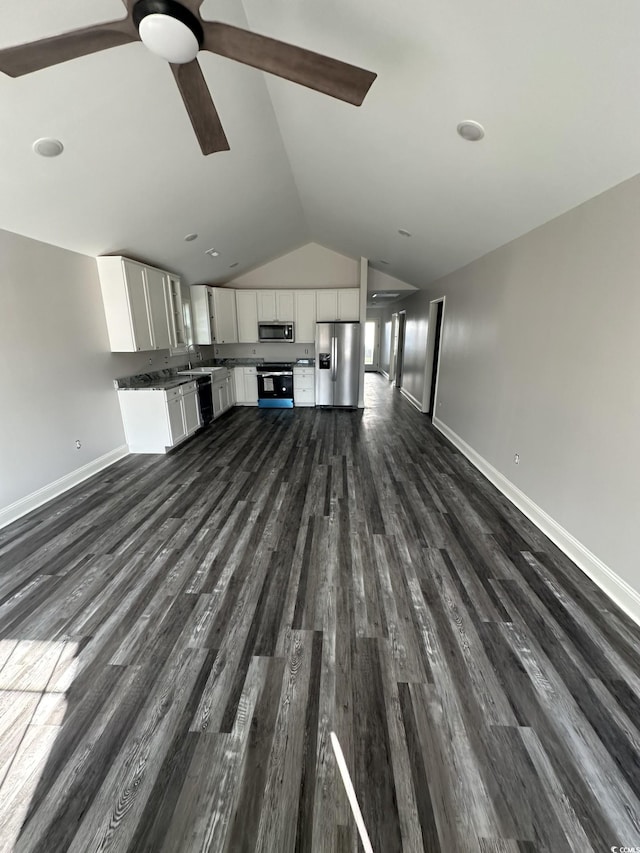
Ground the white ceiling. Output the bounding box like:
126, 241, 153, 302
1, 0, 640, 287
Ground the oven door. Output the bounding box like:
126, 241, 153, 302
257, 371, 294, 399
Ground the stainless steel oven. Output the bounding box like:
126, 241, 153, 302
257, 363, 294, 408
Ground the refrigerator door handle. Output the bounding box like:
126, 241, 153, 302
331, 336, 337, 381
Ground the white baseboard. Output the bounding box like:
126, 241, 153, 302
380, 369, 390, 379
0, 445, 129, 530
433, 417, 640, 627
400, 387, 423, 412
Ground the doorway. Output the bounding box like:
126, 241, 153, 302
422, 297, 445, 416
364, 319, 380, 372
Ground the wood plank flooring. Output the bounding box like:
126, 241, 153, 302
1, 373, 640, 851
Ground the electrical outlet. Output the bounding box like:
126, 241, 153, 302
148, 357, 153, 365
164, 355, 169, 364
514, 453, 520, 464
113, 379, 119, 389
75, 439, 81, 450
197, 351, 203, 361
252, 348, 256, 355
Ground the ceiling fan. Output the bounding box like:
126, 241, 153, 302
0, 0, 377, 155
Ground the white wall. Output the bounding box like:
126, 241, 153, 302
387, 172, 640, 611
368, 267, 418, 295
228, 242, 359, 289
0, 230, 129, 518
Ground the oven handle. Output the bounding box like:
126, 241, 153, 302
331, 336, 337, 382
259, 371, 293, 377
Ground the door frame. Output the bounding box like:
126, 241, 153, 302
421, 296, 445, 414
364, 318, 381, 372
395, 311, 407, 387
389, 313, 398, 381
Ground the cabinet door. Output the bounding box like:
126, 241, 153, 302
167, 396, 186, 444
122, 260, 153, 351
165, 275, 186, 348
316, 290, 338, 322
226, 375, 236, 407
244, 369, 258, 405
338, 288, 360, 321
213, 288, 238, 343
295, 290, 316, 343
212, 384, 224, 418
190, 285, 214, 345
257, 291, 277, 321
276, 291, 295, 322
236, 291, 259, 343
144, 266, 171, 350
182, 389, 201, 434
233, 367, 245, 402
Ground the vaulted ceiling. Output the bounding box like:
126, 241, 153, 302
1, 0, 640, 287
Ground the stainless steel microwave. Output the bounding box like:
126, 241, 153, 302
258, 322, 295, 342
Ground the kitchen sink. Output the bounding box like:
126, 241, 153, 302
178, 367, 226, 375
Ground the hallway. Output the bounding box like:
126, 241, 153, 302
1, 374, 639, 851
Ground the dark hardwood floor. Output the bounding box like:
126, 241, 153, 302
1, 374, 640, 852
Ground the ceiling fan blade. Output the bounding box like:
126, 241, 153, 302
171, 60, 230, 154
0, 18, 138, 78
201, 22, 376, 106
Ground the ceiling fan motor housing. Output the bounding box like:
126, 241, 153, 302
133, 0, 204, 63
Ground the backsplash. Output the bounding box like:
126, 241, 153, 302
108, 344, 217, 378
214, 343, 314, 361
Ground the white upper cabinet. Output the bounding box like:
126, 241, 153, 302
256, 290, 295, 322
295, 290, 317, 343
236, 290, 259, 342
316, 288, 360, 322
276, 291, 295, 322
191, 286, 238, 344
256, 290, 276, 321
144, 266, 171, 350
337, 288, 361, 321
165, 275, 188, 350
316, 289, 338, 322
98, 256, 175, 352
213, 287, 238, 343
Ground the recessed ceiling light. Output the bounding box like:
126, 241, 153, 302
398, 228, 412, 237
205, 248, 220, 257
457, 120, 485, 142
184, 232, 198, 242
32, 137, 64, 157
229, 262, 239, 268
372, 293, 378, 298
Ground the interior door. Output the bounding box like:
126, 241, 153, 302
334, 322, 360, 406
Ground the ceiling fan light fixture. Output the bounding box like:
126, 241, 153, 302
138, 14, 200, 63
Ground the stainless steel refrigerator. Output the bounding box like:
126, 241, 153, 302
315, 322, 361, 407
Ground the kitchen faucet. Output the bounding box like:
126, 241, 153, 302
186, 343, 199, 370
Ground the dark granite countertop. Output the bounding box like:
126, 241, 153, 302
115, 368, 199, 391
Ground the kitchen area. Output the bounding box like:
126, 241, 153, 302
98, 255, 364, 454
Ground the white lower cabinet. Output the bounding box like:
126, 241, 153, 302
294, 366, 315, 407
212, 370, 235, 418
118, 381, 202, 453
233, 366, 259, 405
182, 387, 201, 434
